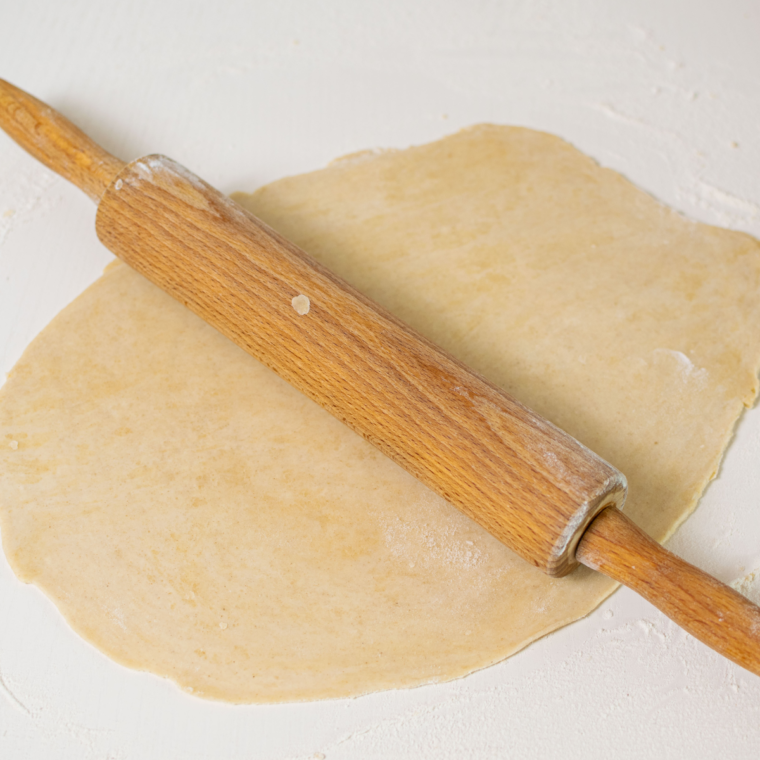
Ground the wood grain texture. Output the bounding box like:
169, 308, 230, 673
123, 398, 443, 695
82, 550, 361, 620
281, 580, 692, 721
0, 79, 124, 201
95, 155, 627, 576
578, 508, 760, 676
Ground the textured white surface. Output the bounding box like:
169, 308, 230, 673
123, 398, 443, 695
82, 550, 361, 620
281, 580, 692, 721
1, 1, 759, 757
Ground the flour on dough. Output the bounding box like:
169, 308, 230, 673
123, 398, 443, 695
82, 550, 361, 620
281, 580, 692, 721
1, 125, 759, 702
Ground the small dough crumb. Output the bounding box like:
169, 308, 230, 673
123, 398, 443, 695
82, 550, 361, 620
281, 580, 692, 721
291, 294, 310, 315
115, 179, 124, 191
8, 440, 18, 450
219, 621, 228, 630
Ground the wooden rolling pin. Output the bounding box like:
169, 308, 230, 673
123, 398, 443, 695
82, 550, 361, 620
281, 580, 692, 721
2, 79, 759, 676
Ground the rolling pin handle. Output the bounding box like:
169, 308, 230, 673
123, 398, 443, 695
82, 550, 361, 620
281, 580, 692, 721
0, 78, 125, 201
578, 508, 760, 676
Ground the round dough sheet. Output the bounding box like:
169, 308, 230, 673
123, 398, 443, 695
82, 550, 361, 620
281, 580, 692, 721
1, 125, 759, 702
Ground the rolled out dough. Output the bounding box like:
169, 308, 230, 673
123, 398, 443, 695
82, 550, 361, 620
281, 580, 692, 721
1, 125, 759, 703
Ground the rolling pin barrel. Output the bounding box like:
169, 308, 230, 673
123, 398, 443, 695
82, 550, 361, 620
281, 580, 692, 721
0, 76, 626, 574
95, 155, 627, 577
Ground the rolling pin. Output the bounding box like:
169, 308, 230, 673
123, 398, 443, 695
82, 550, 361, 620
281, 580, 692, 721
2, 79, 759, 676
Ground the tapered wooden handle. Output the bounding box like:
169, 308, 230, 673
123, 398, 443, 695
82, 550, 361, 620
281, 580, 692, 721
0, 78, 124, 200
578, 508, 760, 676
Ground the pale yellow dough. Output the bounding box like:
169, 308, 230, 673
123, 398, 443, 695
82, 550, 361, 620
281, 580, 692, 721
1, 126, 759, 703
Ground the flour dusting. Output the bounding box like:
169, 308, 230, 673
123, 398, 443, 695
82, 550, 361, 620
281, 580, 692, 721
731, 568, 760, 606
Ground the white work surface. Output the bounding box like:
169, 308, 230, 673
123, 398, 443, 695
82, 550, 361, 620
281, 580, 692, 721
1, 1, 760, 758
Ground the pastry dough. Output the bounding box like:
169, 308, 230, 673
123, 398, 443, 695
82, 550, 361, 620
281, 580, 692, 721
1, 125, 759, 702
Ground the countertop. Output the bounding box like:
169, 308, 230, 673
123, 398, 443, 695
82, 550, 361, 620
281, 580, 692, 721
1, 1, 759, 758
